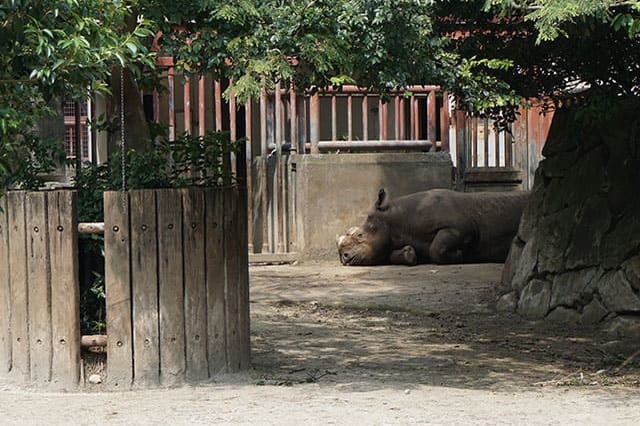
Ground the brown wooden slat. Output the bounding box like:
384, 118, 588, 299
223, 187, 241, 371
104, 191, 133, 389
0, 195, 11, 376
235, 186, 252, 370
156, 189, 186, 385
182, 188, 209, 381
130, 190, 160, 387
48, 191, 80, 388
7, 192, 29, 380
205, 188, 226, 374
427, 90, 437, 145
26, 191, 52, 383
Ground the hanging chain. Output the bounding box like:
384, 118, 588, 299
120, 66, 126, 209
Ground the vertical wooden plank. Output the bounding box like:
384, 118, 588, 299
471, 118, 478, 168
156, 189, 185, 386
215, 80, 223, 131
484, 118, 490, 167
182, 188, 208, 381
205, 188, 227, 374
244, 101, 254, 254
455, 110, 467, 190
168, 67, 176, 141
0, 195, 11, 376
130, 190, 160, 387
104, 191, 133, 389
48, 191, 80, 388
223, 187, 241, 371
184, 76, 192, 135
440, 92, 450, 152
309, 94, 320, 154
235, 185, 251, 370
198, 75, 206, 137
362, 95, 369, 141
7, 192, 29, 381
427, 90, 437, 145
347, 94, 353, 141
399, 97, 405, 140
25, 192, 51, 383
331, 95, 337, 142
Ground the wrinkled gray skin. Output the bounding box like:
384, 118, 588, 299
336, 188, 528, 266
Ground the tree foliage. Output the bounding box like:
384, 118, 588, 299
0, 0, 155, 190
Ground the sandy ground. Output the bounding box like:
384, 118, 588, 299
1, 261, 640, 425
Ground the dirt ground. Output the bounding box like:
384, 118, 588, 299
1, 261, 640, 425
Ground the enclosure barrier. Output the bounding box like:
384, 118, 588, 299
0, 191, 81, 389
0, 187, 250, 389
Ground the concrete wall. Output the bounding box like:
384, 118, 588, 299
293, 152, 453, 260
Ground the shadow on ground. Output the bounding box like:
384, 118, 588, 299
248, 262, 640, 391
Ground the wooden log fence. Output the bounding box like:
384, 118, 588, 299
0, 187, 250, 389
0, 191, 80, 389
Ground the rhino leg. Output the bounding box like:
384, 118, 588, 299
388, 245, 417, 266
429, 228, 464, 264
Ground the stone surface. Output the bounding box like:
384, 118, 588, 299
581, 297, 609, 325
606, 315, 640, 339
622, 255, 640, 291
502, 100, 640, 323
510, 234, 540, 292
88, 374, 102, 384
518, 279, 551, 320
496, 292, 518, 313
564, 196, 611, 269
545, 307, 581, 325
550, 268, 598, 308
536, 209, 573, 273
597, 270, 640, 313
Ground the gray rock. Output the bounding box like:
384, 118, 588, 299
565, 196, 611, 269
622, 255, 640, 291
605, 316, 640, 339
545, 307, 581, 325
501, 238, 524, 291
601, 214, 640, 269
511, 235, 539, 292
550, 268, 598, 308
598, 270, 640, 313
537, 209, 574, 273
496, 292, 518, 313
581, 297, 609, 325
518, 279, 551, 320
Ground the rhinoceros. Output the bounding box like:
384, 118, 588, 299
336, 188, 527, 266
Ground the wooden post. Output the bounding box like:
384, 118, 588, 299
7, 192, 29, 380
362, 95, 369, 141
104, 191, 133, 388
156, 190, 186, 386
130, 190, 160, 387
198, 76, 206, 137
309, 94, 320, 154
25, 191, 51, 384
440, 92, 450, 152
184, 76, 192, 135
48, 191, 80, 388
182, 188, 209, 381
205, 188, 227, 374
427, 90, 437, 150
168, 67, 176, 140
0, 194, 11, 376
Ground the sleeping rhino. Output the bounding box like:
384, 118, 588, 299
336, 188, 527, 266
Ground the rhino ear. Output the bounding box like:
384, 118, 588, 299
375, 188, 389, 211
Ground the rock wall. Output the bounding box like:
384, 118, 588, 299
499, 98, 640, 335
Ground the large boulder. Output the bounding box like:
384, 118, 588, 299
502, 98, 640, 335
